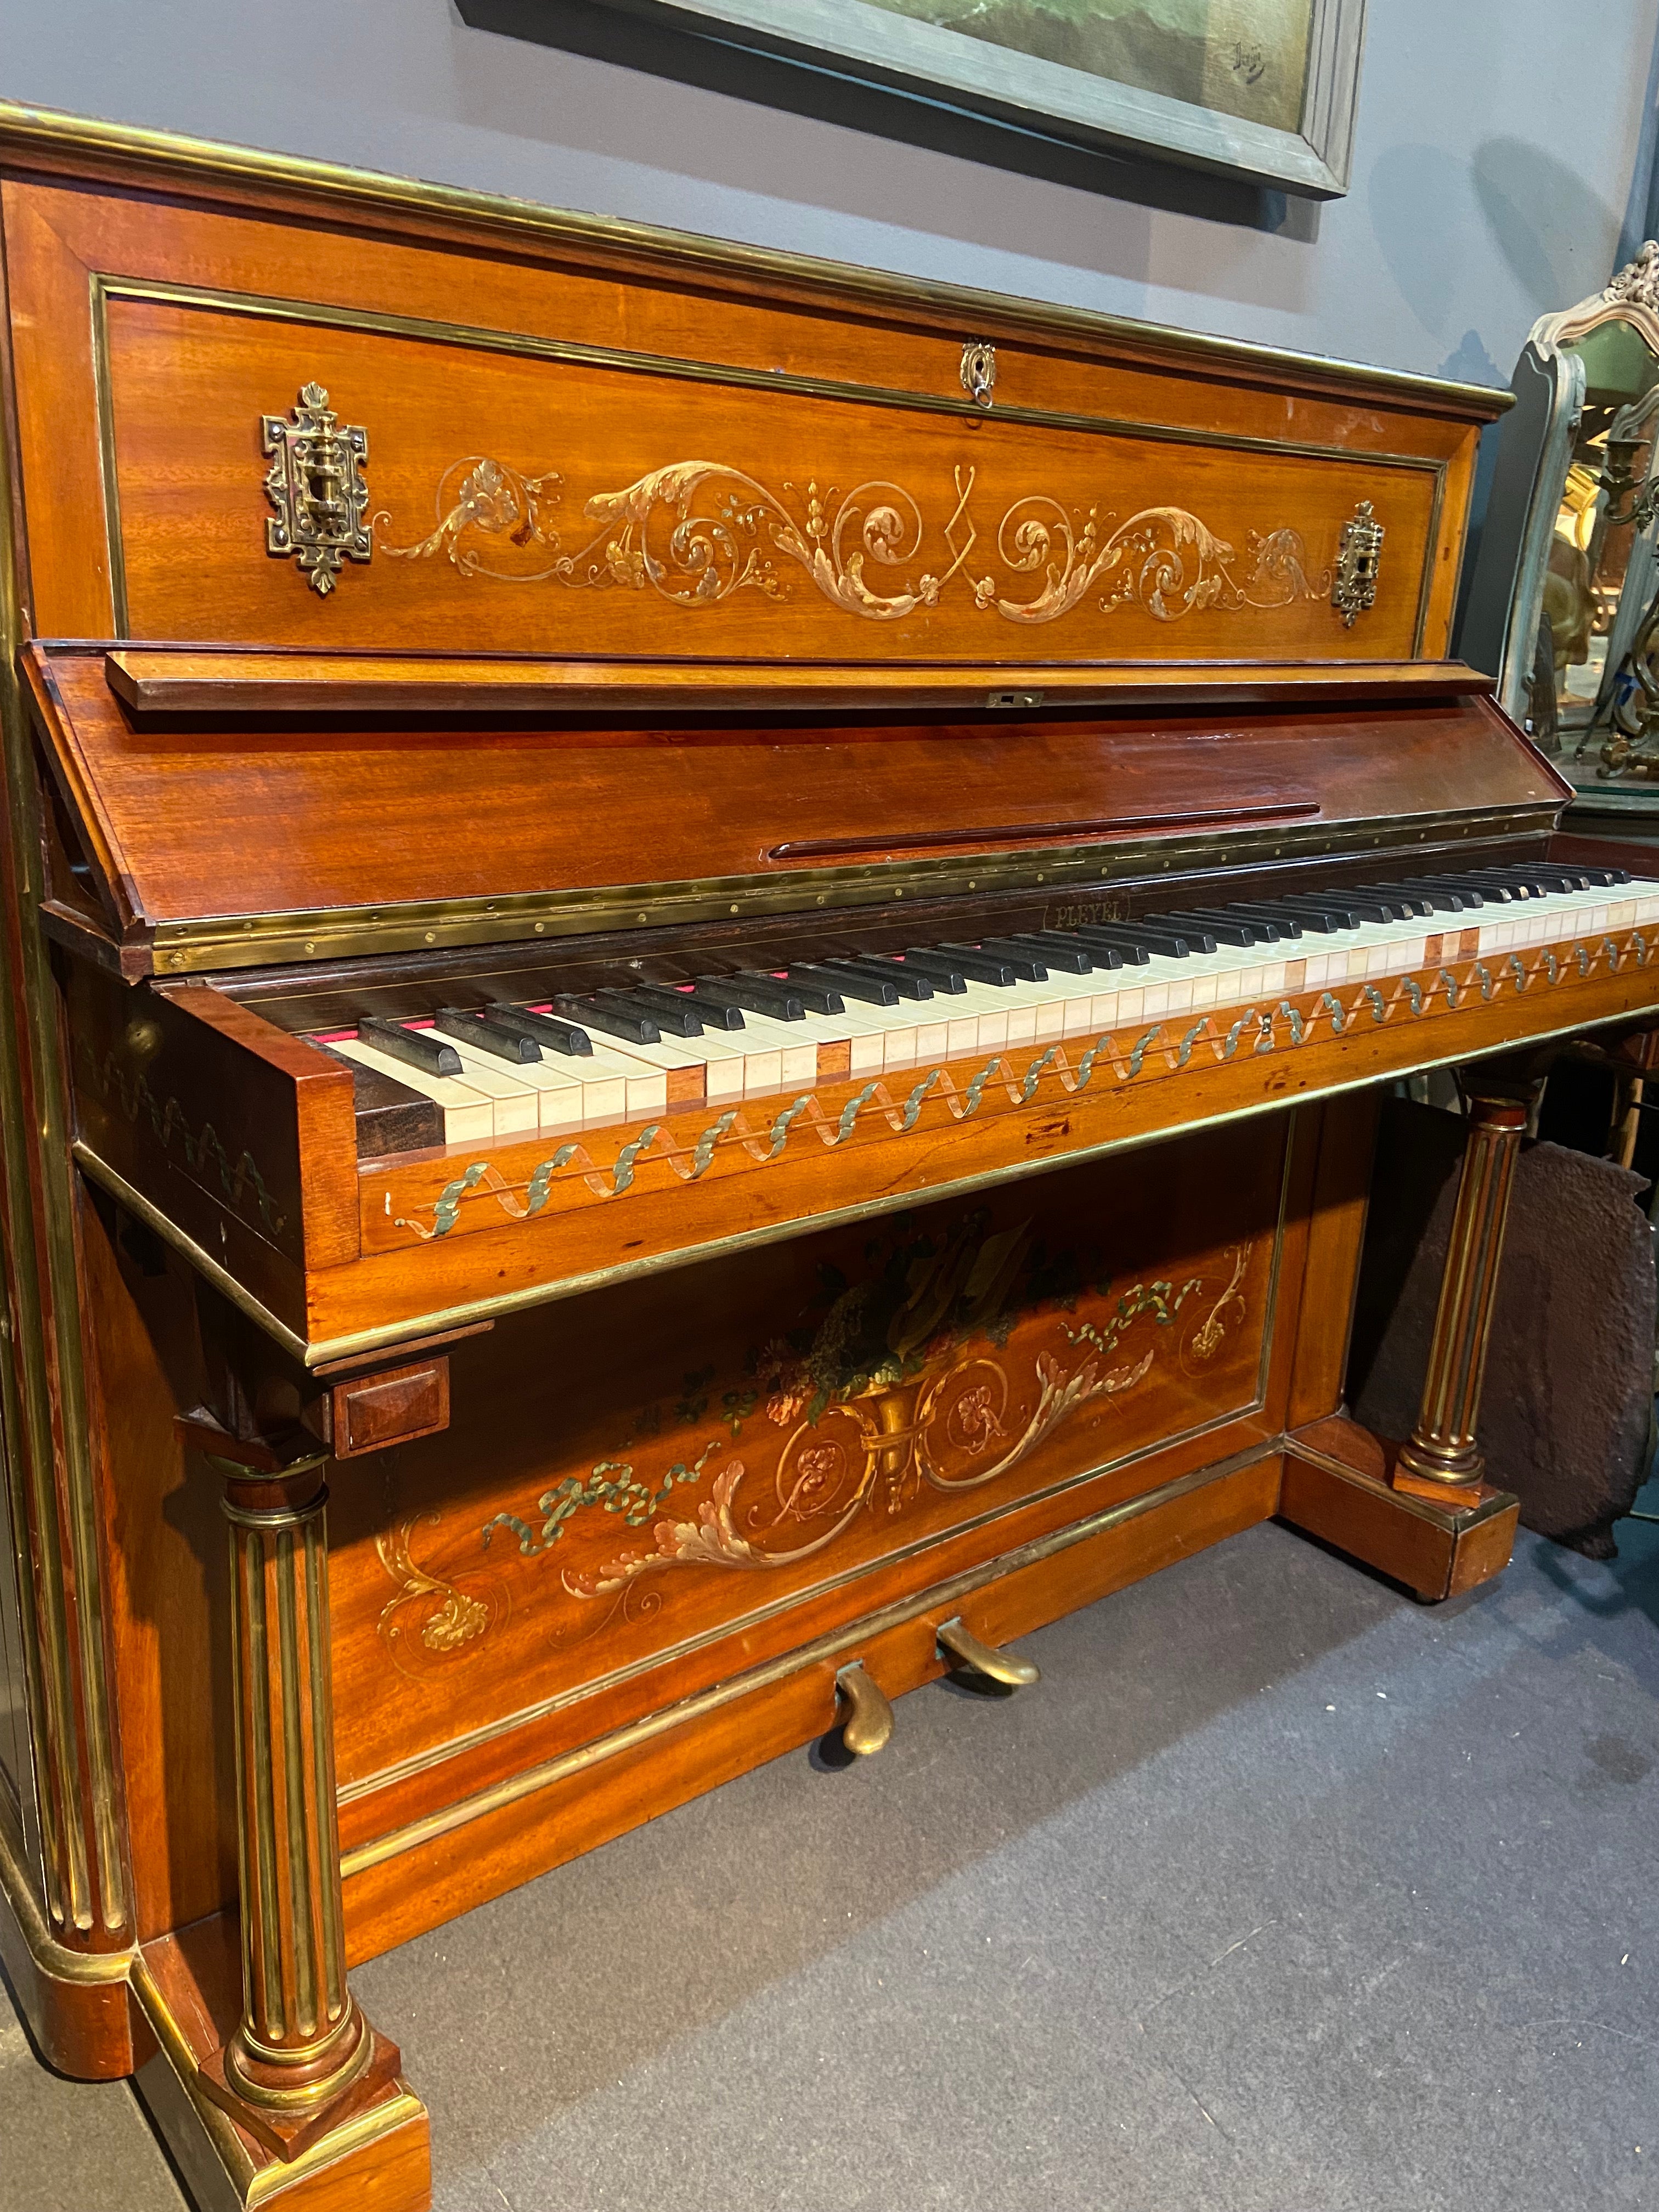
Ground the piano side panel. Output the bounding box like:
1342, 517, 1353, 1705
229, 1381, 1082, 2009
2, 175, 1488, 662
63, 964, 355, 1322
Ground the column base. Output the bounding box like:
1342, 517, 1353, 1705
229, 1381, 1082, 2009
198, 2021, 403, 2163
134, 1916, 429, 2212
0, 1816, 134, 2079
1279, 1415, 1519, 1602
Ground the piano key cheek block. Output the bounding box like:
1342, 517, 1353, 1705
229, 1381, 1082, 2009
2, 102, 1655, 2212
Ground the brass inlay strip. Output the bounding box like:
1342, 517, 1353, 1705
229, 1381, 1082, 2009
341, 1443, 1279, 1878
69, 1144, 309, 1362
0, 101, 1511, 417
306, 1519, 348, 2024
0, 1810, 133, 1987
90, 273, 1452, 489
240, 1531, 284, 2042
274, 1529, 316, 2040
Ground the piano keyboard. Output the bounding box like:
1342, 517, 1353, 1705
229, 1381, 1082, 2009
317, 863, 1659, 1147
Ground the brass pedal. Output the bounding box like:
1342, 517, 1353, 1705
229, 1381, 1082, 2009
936, 1617, 1040, 1688
834, 1661, 894, 1755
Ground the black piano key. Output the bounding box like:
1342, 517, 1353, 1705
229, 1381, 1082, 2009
831, 955, 939, 1000
1572, 862, 1629, 885
946, 938, 1048, 981
1154, 909, 1271, 947
692, 976, 805, 1022
774, 964, 853, 1012
1063, 925, 1152, 965
550, 990, 662, 1045
433, 1008, 542, 1063
918, 945, 1019, 986
1042, 931, 1122, 968
1136, 916, 1218, 954
1009, 932, 1094, 973
1349, 883, 1434, 917
486, 1005, 595, 1056
1269, 892, 1391, 926
1223, 904, 1302, 938
623, 985, 718, 1035
1360, 881, 1466, 912
358, 1018, 464, 1079
1245, 900, 1338, 933
811, 958, 902, 1006
774, 966, 847, 1014
895, 950, 987, 991
1397, 875, 1489, 907
1464, 870, 1543, 898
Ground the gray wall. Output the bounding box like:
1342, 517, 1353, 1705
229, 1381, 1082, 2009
4, 0, 1658, 387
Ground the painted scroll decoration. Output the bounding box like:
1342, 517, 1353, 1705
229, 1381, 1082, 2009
478, 1210, 1254, 1622
373, 455, 1333, 625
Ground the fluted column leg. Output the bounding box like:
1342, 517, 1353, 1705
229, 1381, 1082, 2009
199, 1451, 397, 2160
1393, 1086, 1530, 1496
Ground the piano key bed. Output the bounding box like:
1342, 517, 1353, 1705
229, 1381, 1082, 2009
340, 864, 1659, 1266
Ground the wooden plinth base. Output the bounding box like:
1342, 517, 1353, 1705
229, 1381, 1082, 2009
132, 1918, 430, 2212
1279, 1415, 1519, 1601
196, 2025, 404, 2164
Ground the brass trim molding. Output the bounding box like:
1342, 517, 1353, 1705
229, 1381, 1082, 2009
70, 1144, 309, 1363
341, 1441, 1280, 1878
160, 804, 1558, 977
92, 276, 1453, 482
2, 101, 1513, 420
1284, 1433, 1516, 1534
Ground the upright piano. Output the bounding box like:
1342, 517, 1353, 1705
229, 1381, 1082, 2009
1, 103, 1655, 2212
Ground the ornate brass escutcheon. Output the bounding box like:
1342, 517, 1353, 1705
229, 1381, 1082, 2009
835, 1661, 894, 1755
936, 1616, 1040, 1688
262, 382, 371, 596
1331, 498, 1384, 626
959, 339, 997, 408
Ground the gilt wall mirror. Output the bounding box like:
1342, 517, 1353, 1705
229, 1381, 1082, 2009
1462, 247, 1659, 832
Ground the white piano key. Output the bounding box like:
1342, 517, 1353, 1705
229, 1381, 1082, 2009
332, 1037, 498, 1146
444, 1032, 617, 1132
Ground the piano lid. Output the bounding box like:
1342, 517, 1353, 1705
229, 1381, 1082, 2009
22, 644, 1570, 979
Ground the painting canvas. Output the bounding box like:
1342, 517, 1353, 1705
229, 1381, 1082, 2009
860, 0, 1316, 138
582, 0, 1365, 194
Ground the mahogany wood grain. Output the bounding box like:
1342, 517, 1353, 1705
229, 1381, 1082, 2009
76, 1189, 233, 1944
0, 156, 1500, 665
0, 109, 1573, 2212
325, 1120, 1286, 1844
24, 644, 1565, 953
0, 1843, 135, 2076
1285, 1089, 1381, 1430
103, 649, 1498, 720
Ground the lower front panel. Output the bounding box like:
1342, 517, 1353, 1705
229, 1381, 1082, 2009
321, 1110, 1303, 1948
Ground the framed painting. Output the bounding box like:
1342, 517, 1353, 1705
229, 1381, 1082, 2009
583, 0, 1369, 195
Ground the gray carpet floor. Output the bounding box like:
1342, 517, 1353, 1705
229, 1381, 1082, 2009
4, 1495, 1657, 2212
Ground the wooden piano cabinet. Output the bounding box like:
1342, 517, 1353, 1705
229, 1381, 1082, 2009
0, 102, 1612, 2212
